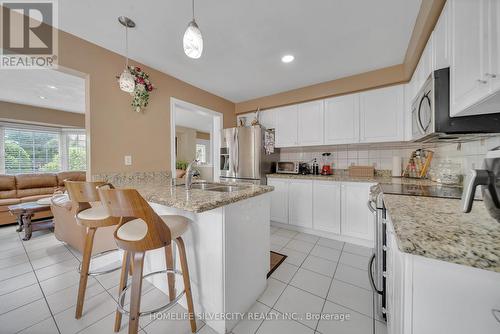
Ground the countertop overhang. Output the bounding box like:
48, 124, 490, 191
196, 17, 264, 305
122, 182, 273, 213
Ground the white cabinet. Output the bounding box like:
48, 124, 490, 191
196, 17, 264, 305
359, 85, 404, 143
312, 181, 341, 234
275, 105, 298, 147
268, 177, 374, 243
268, 178, 288, 223
433, 1, 451, 71
288, 179, 313, 228
340, 182, 374, 240
324, 94, 360, 145
259, 109, 276, 130
450, 0, 490, 117
297, 100, 324, 146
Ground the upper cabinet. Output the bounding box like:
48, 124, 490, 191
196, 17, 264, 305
433, 1, 451, 71
275, 105, 298, 147
324, 94, 360, 145
359, 85, 405, 143
450, 0, 500, 117
297, 100, 324, 146
259, 108, 276, 129
450, 0, 490, 116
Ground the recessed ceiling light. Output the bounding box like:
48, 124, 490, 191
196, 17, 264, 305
39, 95, 47, 100
281, 55, 294, 63
47, 85, 57, 90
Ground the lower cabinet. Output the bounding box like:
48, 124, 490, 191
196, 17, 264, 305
340, 182, 374, 240
288, 179, 313, 228
312, 180, 341, 234
268, 177, 374, 243
385, 216, 500, 334
268, 178, 288, 223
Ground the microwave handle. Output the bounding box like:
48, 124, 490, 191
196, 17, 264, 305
461, 169, 490, 213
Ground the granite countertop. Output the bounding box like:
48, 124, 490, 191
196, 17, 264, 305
383, 193, 500, 273
267, 173, 438, 186
121, 181, 273, 213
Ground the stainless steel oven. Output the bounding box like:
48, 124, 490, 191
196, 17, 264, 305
368, 187, 387, 321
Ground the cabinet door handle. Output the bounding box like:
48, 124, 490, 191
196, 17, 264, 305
485, 73, 497, 79
477, 79, 488, 84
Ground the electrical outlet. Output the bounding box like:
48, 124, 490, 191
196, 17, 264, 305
124, 155, 132, 166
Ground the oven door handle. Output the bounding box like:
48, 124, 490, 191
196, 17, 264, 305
368, 253, 383, 295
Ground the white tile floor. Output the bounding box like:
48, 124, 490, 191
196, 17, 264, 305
0, 223, 387, 334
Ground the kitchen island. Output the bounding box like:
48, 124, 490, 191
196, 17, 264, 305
117, 180, 273, 334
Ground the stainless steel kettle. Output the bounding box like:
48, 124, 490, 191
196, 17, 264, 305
462, 146, 500, 222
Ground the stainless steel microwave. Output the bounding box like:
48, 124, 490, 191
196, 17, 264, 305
276, 161, 299, 174
411, 68, 500, 142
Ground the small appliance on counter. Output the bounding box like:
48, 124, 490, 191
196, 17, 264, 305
320, 152, 333, 175
299, 163, 311, 175
462, 147, 500, 222
276, 161, 299, 174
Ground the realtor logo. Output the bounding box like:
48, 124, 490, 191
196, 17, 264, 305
0, 0, 58, 69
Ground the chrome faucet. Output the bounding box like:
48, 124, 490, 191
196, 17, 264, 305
185, 159, 199, 190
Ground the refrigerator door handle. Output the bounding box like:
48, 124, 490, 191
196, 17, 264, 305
368, 253, 383, 295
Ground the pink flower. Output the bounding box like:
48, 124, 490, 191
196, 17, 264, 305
135, 66, 141, 71
136, 77, 145, 84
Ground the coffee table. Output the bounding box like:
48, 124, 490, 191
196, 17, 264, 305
9, 199, 54, 241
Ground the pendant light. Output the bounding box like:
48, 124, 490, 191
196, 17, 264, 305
118, 16, 136, 93
183, 0, 203, 59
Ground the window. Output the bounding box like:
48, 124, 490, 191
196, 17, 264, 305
1, 124, 86, 174
196, 144, 207, 164
65, 132, 87, 171
4, 128, 60, 174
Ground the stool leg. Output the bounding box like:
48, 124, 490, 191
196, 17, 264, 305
75, 227, 96, 319
165, 244, 176, 302
114, 251, 131, 332
128, 252, 145, 334
176, 237, 196, 333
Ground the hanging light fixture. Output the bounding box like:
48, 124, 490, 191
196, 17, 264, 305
183, 0, 203, 59
118, 16, 136, 93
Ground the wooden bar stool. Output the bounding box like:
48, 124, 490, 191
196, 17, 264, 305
97, 186, 196, 334
65, 181, 121, 319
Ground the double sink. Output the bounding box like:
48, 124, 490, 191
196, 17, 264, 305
178, 182, 248, 193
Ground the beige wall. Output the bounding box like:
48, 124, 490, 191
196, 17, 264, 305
55, 30, 235, 175
175, 126, 197, 162
196, 131, 210, 140
0, 101, 85, 128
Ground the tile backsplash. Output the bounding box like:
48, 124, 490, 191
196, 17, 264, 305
279, 136, 500, 176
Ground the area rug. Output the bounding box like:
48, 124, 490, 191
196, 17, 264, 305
268, 251, 287, 278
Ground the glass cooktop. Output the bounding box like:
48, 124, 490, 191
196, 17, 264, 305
380, 183, 463, 199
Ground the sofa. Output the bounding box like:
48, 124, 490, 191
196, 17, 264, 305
0, 171, 86, 226
51, 193, 117, 254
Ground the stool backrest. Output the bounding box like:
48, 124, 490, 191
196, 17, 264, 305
65, 181, 108, 213
97, 188, 171, 251
65, 180, 107, 203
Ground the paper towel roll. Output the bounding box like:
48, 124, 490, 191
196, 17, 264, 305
392, 156, 402, 177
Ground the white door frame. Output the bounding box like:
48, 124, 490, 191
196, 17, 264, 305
170, 97, 223, 181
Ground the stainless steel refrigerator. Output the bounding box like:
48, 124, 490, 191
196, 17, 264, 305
220, 125, 279, 185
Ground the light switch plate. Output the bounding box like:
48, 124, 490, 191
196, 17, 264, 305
124, 155, 132, 166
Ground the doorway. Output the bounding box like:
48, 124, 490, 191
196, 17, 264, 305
170, 98, 222, 181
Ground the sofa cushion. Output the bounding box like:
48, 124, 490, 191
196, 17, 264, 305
0, 175, 16, 199
56, 171, 86, 186
20, 194, 53, 203
15, 173, 57, 190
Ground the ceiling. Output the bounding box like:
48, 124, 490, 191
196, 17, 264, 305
0, 69, 86, 113
175, 105, 213, 133
58, 0, 421, 103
